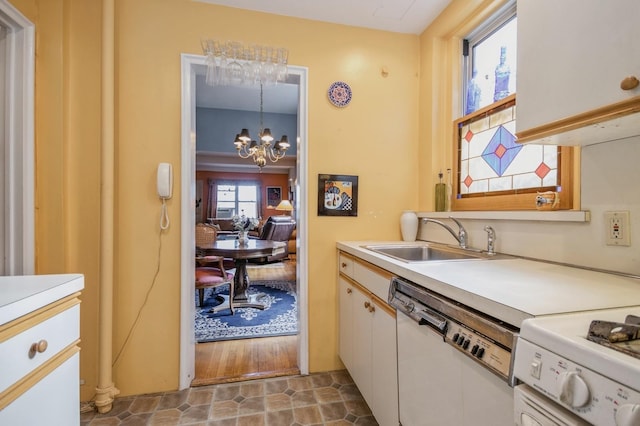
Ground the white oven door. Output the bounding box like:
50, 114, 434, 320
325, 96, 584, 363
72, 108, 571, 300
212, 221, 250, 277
514, 385, 590, 426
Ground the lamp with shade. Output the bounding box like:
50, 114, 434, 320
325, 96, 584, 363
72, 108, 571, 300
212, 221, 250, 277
275, 199, 293, 216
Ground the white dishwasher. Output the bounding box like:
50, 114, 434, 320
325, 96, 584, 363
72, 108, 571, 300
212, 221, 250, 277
389, 276, 517, 426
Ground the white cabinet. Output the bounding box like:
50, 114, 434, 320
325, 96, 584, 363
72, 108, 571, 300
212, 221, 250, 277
516, 0, 640, 146
338, 254, 398, 426
0, 274, 83, 425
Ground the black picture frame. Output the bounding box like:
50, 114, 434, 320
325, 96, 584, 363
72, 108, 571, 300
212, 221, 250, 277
317, 174, 358, 216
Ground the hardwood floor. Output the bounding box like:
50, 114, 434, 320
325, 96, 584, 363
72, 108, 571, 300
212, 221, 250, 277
193, 256, 298, 387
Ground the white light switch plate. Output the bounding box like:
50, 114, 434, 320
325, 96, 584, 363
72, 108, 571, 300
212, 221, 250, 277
604, 211, 631, 246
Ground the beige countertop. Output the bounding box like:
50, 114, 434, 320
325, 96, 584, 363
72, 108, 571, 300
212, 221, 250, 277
0, 274, 84, 324
338, 241, 640, 327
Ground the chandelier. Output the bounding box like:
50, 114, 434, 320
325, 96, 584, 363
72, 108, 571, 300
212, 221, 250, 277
201, 39, 288, 86
233, 83, 289, 170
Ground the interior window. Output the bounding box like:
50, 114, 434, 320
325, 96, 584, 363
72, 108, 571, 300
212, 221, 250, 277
456, 95, 563, 196
463, 9, 517, 115
215, 183, 259, 218
453, 2, 574, 211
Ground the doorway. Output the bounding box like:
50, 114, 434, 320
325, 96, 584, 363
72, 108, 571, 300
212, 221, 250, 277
191, 257, 298, 386
179, 54, 309, 389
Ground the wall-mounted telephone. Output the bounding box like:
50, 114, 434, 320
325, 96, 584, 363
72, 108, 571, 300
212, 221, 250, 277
157, 163, 173, 200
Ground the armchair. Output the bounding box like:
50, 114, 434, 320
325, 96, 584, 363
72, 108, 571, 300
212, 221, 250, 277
252, 215, 296, 263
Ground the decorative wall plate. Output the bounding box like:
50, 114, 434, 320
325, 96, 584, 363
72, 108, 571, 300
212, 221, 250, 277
327, 81, 352, 107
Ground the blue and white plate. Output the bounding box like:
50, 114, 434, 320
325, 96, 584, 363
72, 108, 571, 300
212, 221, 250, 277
327, 81, 352, 107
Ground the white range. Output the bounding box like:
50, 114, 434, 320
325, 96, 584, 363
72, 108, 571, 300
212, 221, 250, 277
515, 307, 640, 426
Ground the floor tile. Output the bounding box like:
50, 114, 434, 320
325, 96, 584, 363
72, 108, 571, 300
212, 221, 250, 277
81, 370, 378, 425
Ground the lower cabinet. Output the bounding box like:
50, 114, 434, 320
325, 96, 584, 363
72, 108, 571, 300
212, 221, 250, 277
0, 289, 82, 425
0, 352, 80, 425
338, 257, 398, 426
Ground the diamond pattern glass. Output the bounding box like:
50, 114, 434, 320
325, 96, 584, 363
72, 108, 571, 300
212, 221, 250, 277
458, 103, 559, 195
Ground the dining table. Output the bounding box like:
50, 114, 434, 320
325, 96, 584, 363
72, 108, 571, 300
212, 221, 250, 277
196, 239, 287, 310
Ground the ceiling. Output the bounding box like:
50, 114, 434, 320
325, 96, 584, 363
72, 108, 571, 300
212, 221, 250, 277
195, 74, 299, 114
194, 0, 452, 35
194, 0, 452, 113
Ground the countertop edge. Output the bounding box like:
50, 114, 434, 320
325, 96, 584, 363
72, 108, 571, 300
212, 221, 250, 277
0, 274, 85, 325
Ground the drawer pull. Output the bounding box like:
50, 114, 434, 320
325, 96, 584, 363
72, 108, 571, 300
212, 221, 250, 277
364, 301, 371, 309
29, 339, 48, 358
369, 305, 376, 313
341, 262, 347, 268
620, 76, 639, 91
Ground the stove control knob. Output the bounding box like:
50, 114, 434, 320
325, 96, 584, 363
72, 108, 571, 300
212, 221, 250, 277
557, 372, 590, 408
615, 404, 640, 426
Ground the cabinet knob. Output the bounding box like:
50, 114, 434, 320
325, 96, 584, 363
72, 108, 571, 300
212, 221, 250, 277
364, 301, 371, 309
368, 305, 376, 313
620, 76, 639, 91
28, 339, 48, 358
341, 262, 347, 268
346, 288, 352, 294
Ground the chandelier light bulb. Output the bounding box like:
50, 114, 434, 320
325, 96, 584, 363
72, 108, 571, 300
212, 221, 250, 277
238, 128, 251, 142
261, 128, 274, 143
278, 135, 290, 149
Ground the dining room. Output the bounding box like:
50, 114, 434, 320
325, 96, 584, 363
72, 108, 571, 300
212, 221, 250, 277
193, 159, 299, 387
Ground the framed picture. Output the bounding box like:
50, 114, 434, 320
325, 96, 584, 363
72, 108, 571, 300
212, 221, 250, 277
266, 186, 282, 208
317, 174, 358, 216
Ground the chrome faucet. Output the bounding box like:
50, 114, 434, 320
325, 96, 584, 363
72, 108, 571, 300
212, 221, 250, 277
421, 217, 468, 249
484, 226, 496, 255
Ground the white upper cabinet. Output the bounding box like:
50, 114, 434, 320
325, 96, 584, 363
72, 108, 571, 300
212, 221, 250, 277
516, 0, 640, 145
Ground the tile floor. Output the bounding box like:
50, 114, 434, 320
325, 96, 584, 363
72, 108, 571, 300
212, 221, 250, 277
80, 370, 378, 425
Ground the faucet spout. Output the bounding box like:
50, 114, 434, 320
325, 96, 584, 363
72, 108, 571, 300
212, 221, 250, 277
484, 225, 496, 255
421, 217, 468, 249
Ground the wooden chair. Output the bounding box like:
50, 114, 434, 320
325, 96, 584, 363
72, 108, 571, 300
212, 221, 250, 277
195, 260, 235, 314
195, 223, 235, 313
195, 223, 220, 266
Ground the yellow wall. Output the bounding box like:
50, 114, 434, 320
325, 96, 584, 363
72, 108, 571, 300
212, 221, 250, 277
12, 0, 420, 398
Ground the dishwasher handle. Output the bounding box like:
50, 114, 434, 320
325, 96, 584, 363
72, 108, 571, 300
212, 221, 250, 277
417, 306, 448, 335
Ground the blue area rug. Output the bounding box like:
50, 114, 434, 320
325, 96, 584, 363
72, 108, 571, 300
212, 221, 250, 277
195, 280, 297, 343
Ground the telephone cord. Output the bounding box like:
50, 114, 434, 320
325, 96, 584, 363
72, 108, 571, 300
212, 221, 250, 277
160, 198, 170, 230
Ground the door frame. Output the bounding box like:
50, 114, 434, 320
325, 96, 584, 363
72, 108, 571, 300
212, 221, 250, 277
179, 54, 309, 388
0, 1, 35, 275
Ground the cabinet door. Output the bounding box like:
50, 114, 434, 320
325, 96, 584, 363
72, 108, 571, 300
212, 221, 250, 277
370, 300, 399, 426
0, 353, 80, 425
517, 0, 640, 133
351, 287, 373, 405
338, 277, 354, 371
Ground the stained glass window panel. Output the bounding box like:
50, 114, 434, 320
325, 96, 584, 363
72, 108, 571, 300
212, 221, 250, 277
458, 102, 559, 195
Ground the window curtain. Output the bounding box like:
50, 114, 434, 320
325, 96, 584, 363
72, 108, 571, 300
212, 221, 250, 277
207, 179, 217, 219
255, 182, 263, 219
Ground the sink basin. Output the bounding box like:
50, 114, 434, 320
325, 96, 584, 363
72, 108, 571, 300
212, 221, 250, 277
364, 243, 499, 262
